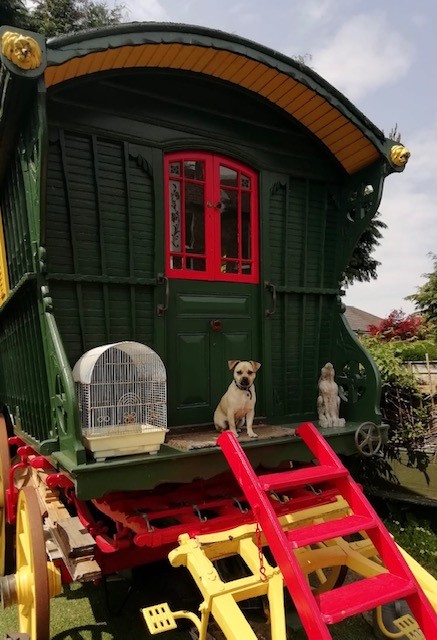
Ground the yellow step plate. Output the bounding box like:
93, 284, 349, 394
394, 614, 425, 639
142, 602, 178, 635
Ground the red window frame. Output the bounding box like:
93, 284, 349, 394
164, 152, 259, 283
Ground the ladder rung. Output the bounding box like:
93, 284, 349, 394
317, 573, 416, 624
259, 465, 347, 491
286, 514, 376, 548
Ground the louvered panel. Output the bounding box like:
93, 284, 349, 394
172, 44, 204, 70
147, 44, 171, 67
130, 44, 156, 68
85, 50, 110, 75
274, 82, 306, 109
324, 122, 357, 146
330, 129, 363, 154
200, 49, 233, 75
229, 58, 260, 84
256, 73, 285, 98
245, 66, 278, 92
346, 148, 380, 174
221, 56, 254, 82
337, 139, 377, 163
268, 78, 298, 102
312, 114, 345, 137
285, 88, 317, 114
189, 47, 219, 73
299, 101, 333, 127
157, 43, 184, 68
179, 45, 209, 71
293, 94, 326, 121
112, 45, 136, 69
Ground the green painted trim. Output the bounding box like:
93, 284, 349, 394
0, 272, 37, 313
64, 422, 371, 500
46, 273, 157, 286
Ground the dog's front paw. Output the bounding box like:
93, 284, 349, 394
247, 432, 258, 439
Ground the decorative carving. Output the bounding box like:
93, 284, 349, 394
1, 31, 42, 70
390, 144, 411, 167
317, 362, 345, 428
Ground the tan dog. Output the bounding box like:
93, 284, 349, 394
214, 360, 261, 438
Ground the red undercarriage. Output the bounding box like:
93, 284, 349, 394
6, 437, 340, 576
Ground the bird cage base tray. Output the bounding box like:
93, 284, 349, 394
83, 426, 168, 461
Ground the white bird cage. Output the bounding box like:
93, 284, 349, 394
72, 341, 168, 460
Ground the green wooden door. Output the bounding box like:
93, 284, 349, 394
166, 281, 260, 426
161, 151, 261, 427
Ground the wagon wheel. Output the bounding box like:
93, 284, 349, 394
355, 422, 383, 457
0, 414, 14, 576
305, 542, 348, 595
15, 486, 60, 640
309, 563, 348, 595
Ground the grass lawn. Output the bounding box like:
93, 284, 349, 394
0, 563, 378, 640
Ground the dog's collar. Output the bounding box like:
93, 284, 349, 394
234, 380, 253, 400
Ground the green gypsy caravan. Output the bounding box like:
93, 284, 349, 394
0, 22, 417, 640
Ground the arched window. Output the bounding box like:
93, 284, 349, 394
164, 152, 259, 283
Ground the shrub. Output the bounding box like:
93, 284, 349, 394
361, 336, 432, 472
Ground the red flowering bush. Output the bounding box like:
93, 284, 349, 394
368, 309, 424, 341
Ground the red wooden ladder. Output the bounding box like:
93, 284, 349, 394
217, 422, 437, 639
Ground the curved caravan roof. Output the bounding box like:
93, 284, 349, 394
42, 23, 391, 175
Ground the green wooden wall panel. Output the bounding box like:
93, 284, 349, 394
45, 128, 156, 366
267, 175, 343, 420
0, 152, 34, 287
0, 284, 51, 441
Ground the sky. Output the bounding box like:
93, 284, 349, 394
111, 0, 436, 318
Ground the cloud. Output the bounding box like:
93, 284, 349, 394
126, 0, 168, 22
311, 12, 413, 101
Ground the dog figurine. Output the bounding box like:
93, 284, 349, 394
214, 360, 261, 438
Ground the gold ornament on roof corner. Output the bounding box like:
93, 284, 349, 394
1, 31, 42, 70
390, 144, 411, 167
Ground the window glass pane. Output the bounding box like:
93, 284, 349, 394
169, 162, 181, 176
220, 165, 237, 187
241, 174, 251, 189
186, 258, 206, 271
242, 262, 252, 274
241, 191, 251, 259
171, 256, 183, 269
184, 160, 204, 180
220, 188, 238, 259
169, 180, 181, 252
185, 182, 205, 257
221, 260, 238, 274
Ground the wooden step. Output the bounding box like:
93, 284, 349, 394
317, 573, 415, 624
286, 514, 376, 548
259, 465, 347, 492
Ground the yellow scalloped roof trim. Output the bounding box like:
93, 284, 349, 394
44, 43, 380, 174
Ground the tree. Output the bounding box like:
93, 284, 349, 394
0, 0, 31, 29
368, 309, 424, 342
27, 0, 126, 37
406, 253, 437, 324
343, 212, 387, 286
